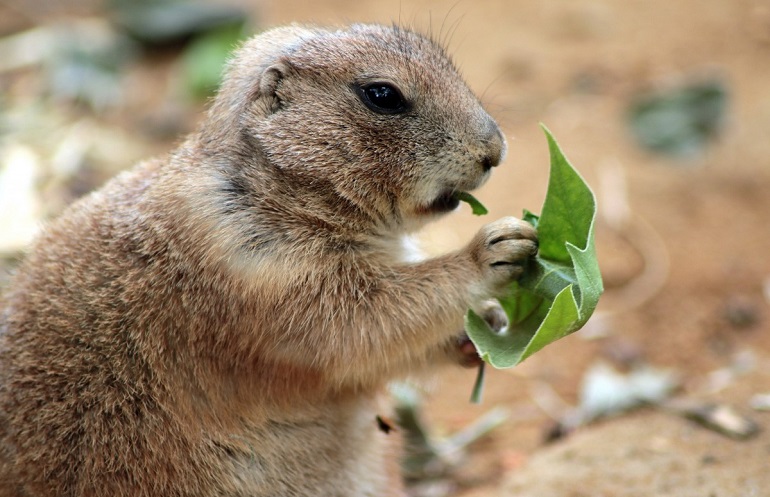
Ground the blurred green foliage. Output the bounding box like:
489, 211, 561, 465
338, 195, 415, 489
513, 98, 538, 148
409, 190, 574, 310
181, 22, 249, 99
109, 0, 248, 46
627, 80, 728, 158
108, 0, 251, 99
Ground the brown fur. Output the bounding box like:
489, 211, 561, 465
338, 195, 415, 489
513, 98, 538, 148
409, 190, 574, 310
0, 24, 537, 496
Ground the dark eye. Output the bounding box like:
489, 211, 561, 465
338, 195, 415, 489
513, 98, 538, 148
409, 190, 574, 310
356, 83, 409, 114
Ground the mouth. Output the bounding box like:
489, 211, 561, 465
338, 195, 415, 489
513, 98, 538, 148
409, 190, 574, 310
415, 169, 491, 217
417, 190, 463, 215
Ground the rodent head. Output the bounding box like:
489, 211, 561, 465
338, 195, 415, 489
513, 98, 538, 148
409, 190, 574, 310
207, 24, 506, 233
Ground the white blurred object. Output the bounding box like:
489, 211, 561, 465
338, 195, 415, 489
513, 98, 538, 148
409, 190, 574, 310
0, 26, 55, 72
703, 349, 757, 395
749, 393, 770, 411
0, 145, 42, 252
579, 361, 679, 421
598, 158, 631, 229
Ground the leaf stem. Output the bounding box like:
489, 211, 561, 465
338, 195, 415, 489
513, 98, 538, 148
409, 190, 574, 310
470, 362, 486, 404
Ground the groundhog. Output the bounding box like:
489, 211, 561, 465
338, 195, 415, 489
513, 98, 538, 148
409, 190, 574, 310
0, 24, 537, 496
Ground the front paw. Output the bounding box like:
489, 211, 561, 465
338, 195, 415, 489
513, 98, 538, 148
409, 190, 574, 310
451, 303, 508, 368
467, 217, 538, 295
452, 333, 483, 368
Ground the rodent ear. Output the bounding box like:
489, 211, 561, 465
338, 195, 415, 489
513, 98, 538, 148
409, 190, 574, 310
259, 62, 288, 113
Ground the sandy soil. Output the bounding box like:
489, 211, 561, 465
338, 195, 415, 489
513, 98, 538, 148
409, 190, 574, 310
2, 0, 769, 495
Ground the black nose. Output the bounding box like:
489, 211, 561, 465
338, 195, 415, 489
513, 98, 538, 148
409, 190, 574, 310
481, 154, 497, 171
481, 121, 505, 171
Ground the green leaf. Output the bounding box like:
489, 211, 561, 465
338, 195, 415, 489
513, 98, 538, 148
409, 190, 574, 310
522, 209, 539, 228
466, 125, 603, 369
455, 191, 489, 216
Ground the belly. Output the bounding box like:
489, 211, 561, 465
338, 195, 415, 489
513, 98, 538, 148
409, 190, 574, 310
210, 395, 404, 497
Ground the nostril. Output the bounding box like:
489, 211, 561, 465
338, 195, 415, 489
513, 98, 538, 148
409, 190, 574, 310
481, 136, 503, 170
480, 120, 505, 171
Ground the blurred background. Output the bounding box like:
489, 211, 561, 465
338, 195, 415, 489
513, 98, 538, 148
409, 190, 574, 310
1, 0, 769, 495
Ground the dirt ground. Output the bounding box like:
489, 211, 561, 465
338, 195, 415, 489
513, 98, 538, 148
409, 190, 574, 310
1, 0, 770, 495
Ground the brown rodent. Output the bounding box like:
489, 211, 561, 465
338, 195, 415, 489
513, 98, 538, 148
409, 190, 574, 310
0, 24, 537, 496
